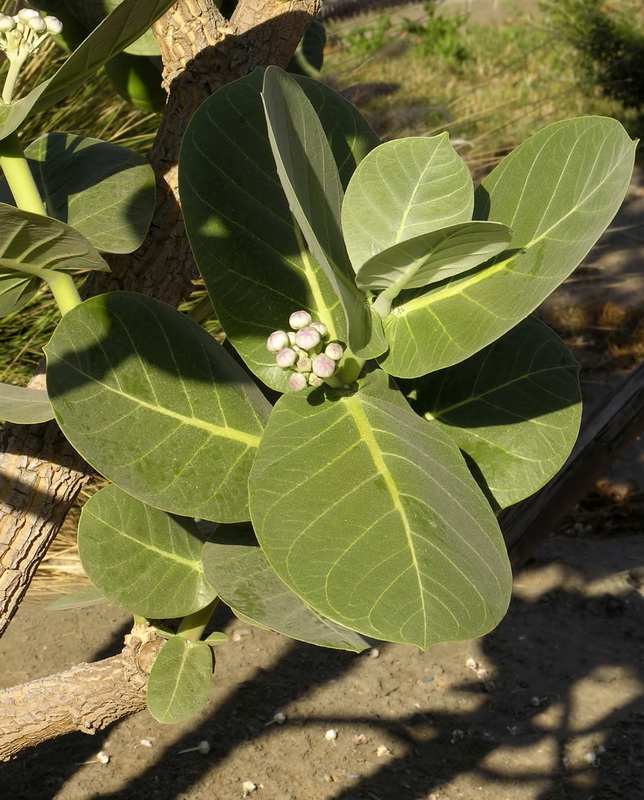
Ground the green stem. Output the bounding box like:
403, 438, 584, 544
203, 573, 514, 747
46, 270, 82, 315
2, 55, 25, 104
335, 349, 365, 386
372, 287, 397, 320
177, 598, 219, 642
0, 132, 46, 215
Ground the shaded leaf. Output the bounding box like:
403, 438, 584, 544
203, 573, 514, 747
46, 585, 108, 611
250, 370, 511, 649
0, 382, 54, 424
406, 318, 582, 509
202, 525, 374, 651
377, 117, 636, 378
45, 292, 271, 522
342, 134, 474, 273
147, 636, 214, 724
180, 68, 380, 391
78, 484, 216, 618
0, 133, 155, 254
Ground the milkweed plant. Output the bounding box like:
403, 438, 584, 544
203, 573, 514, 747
0, 1, 636, 723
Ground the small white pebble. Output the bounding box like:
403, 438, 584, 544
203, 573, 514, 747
376, 744, 392, 757
367, 647, 380, 658
242, 780, 257, 796
465, 657, 478, 670
96, 751, 110, 764
140, 738, 153, 747
325, 728, 337, 741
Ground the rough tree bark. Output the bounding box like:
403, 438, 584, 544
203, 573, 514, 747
0, 0, 319, 761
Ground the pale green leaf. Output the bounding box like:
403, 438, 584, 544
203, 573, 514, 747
377, 117, 636, 378
179, 68, 380, 390
0, 382, 54, 424
45, 292, 271, 522
147, 637, 214, 724
46, 585, 108, 611
342, 134, 474, 273
261, 66, 386, 360
0, 272, 38, 317
250, 370, 511, 649
406, 318, 582, 509
77, 485, 216, 617
203, 631, 229, 646
0, 133, 155, 254
202, 525, 374, 651
357, 220, 512, 296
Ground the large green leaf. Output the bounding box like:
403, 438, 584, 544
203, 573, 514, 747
0, 133, 155, 254
0, 0, 175, 139
406, 318, 582, 509
179, 68, 380, 391
147, 636, 214, 724
377, 117, 636, 378
78, 485, 216, 617
357, 221, 512, 299
0, 383, 54, 424
0, 203, 108, 317
202, 525, 374, 651
262, 66, 386, 360
61, 0, 161, 55
250, 370, 511, 649
45, 292, 271, 522
342, 134, 474, 273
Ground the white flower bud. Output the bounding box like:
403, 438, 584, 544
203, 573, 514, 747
324, 342, 344, 361
308, 373, 324, 388
18, 9, 40, 23
266, 330, 290, 353
0, 15, 16, 31
312, 354, 337, 378
27, 16, 46, 33
289, 310, 312, 330
44, 15, 63, 35
310, 321, 328, 337
275, 347, 297, 369
296, 356, 311, 373
295, 326, 321, 351
289, 372, 308, 391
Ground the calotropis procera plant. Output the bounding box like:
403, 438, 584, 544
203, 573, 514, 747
0, 18, 636, 726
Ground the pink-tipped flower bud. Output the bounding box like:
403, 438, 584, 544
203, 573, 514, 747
289, 372, 308, 391
44, 15, 63, 35
310, 321, 328, 337
296, 356, 312, 373
289, 310, 312, 330
324, 342, 344, 361
295, 326, 321, 351
266, 330, 290, 353
312, 354, 337, 379
276, 348, 298, 369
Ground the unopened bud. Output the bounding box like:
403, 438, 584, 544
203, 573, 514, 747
324, 342, 344, 361
308, 373, 324, 388
289, 372, 308, 391
310, 321, 328, 337
312, 354, 337, 378
296, 356, 312, 373
295, 326, 321, 351
266, 330, 290, 353
18, 8, 40, 23
0, 15, 16, 31
289, 310, 312, 330
27, 15, 46, 33
275, 348, 297, 369
44, 15, 63, 35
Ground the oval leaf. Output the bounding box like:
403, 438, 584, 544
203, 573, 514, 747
250, 371, 511, 649
406, 318, 582, 509
0, 382, 54, 424
45, 292, 271, 522
180, 68, 380, 391
78, 484, 216, 618
0, 133, 155, 254
377, 117, 636, 378
262, 66, 386, 360
342, 134, 474, 273
202, 525, 374, 652
147, 637, 214, 724
357, 220, 512, 294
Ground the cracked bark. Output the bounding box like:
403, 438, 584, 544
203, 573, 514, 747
0, 0, 319, 759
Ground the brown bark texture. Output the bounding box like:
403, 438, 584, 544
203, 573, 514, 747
0, 0, 318, 760
0, 0, 319, 636
0, 624, 163, 762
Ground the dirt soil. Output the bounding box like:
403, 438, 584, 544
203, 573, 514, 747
2, 4, 644, 797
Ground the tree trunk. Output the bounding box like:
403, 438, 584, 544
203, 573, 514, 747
0, 0, 320, 637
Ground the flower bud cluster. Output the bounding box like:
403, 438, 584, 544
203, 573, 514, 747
0, 8, 62, 62
267, 310, 345, 391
